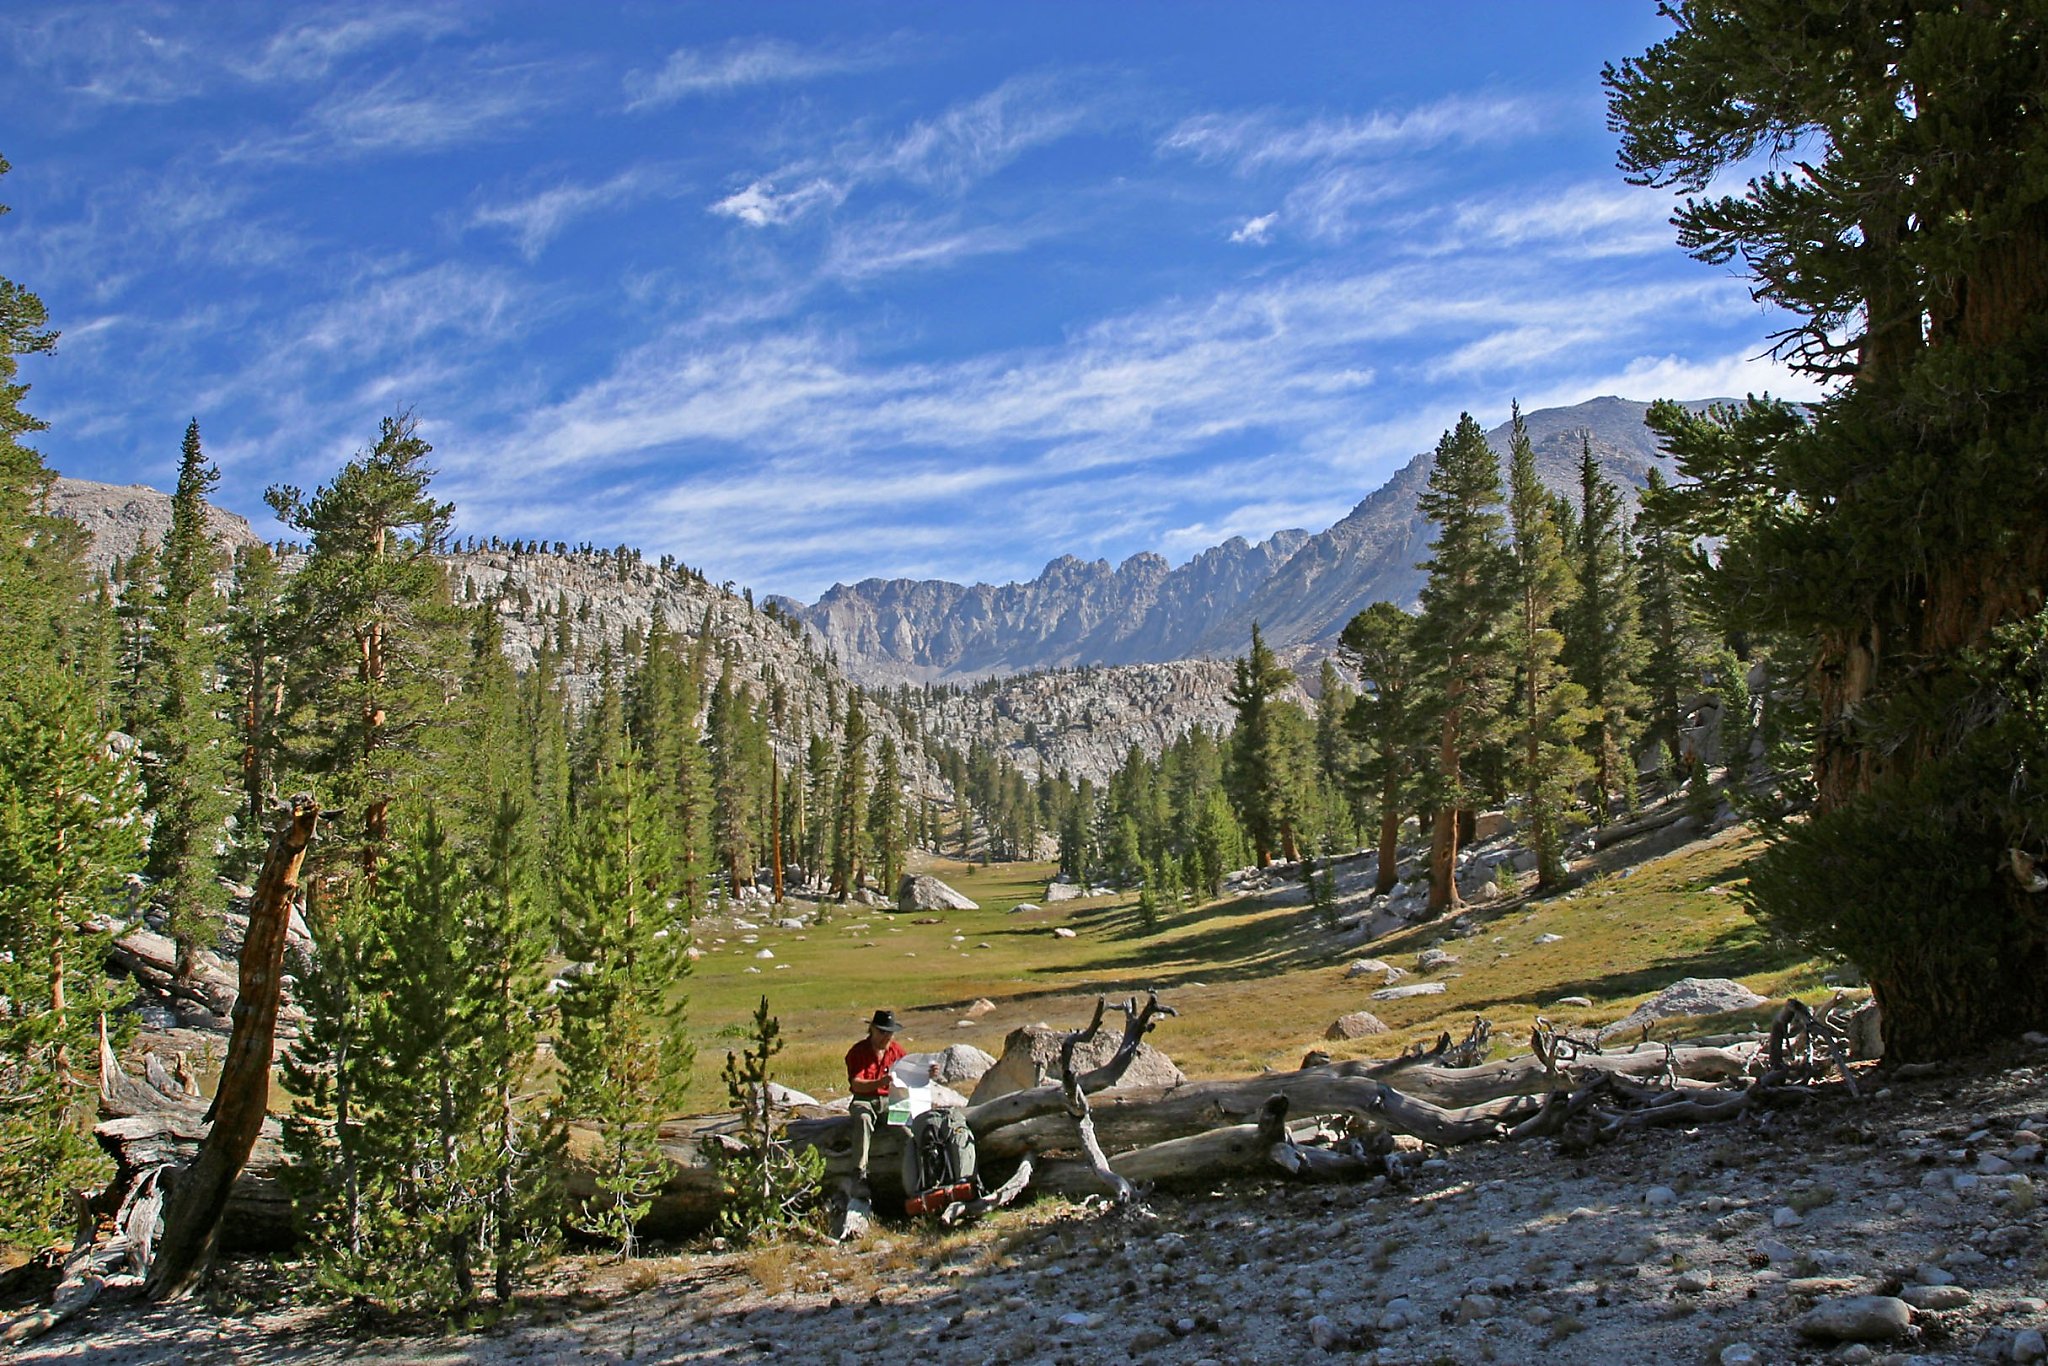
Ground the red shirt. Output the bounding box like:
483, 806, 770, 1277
845, 1036, 904, 1097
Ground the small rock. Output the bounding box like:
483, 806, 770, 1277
1307, 1315, 1339, 1350
1051, 927, 1077, 939
1899, 1284, 1971, 1311
1757, 1237, 1798, 1263
754, 948, 775, 959
1914, 1264, 1956, 1286
1535, 932, 1564, 944
1789, 1276, 1864, 1296
1676, 1270, 1713, 1294
965, 998, 997, 1018
1416, 947, 1461, 972
1457, 1293, 1498, 1322
1371, 982, 1447, 1001
1719, 1344, 1760, 1365
2013, 1327, 2046, 1363
1056, 1310, 1098, 1329
1794, 1295, 1913, 1343
1555, 995, 1593, 1007
1645, 1186, 1679, 1207
1774, 1205, 1806, 1228
1326, 1011, 1390, 1040
1978, 1154, 2017, 1175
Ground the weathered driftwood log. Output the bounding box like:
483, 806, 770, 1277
147, 794, 321, 1301
960, 1042, 1752, 1163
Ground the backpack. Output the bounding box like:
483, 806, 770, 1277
903, 1107, 977, 1213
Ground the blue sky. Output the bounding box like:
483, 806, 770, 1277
1, 4, 1819, 602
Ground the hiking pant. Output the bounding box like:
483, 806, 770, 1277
850, 1095, 888, 1184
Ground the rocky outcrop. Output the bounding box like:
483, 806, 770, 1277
897, 874, 978, 912
791, 531, 1309, 685
907, 658, 1309, 784
47, 476, 264, 579
969, 1023, 1185, 1103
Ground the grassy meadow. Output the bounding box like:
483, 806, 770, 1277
677, 821, 1836, 1111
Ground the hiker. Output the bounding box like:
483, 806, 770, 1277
844, 1008, 926, 1191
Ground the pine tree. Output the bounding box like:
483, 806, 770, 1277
0, 668, 144, 1246
222, 543, 285, 879
1609, 3, 2048, 1056
1631, 468, 1704, 784
1313, 658, 1359, 840
1340, 603, 1422, 896
715, 996, 823, 1243
1560, 437, 1647, 822
554, 750, 693, 1255
868, 735, 905, 893
264, 412, 462, 887
1223, 624, 1297, 866
1505, 404, 1594, 888
0, 158, 143, 1246
830, 705, 870, 901
469, 792, 559, 1300
137, 419, 233, 980
1413, 415, 1514, 912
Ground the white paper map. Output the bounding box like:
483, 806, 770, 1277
884, 1058, 931, 1126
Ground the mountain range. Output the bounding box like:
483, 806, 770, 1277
788, 395, 1721, 685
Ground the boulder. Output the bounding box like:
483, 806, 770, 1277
964, 997, 997, 1018
1371, 982, 1448, 1002
1009, 903, 1042, 914
897, 874, 979, 912
1326, 1012, 1389, 1040
1416, 948, 1461, 973
1600, 977, 1767, 1039
970, 1023, 1185, 1103
1045, 882, 1084, 902
1345, 959, 1406, 985
1794, 1296, 1913, 1343
904, 1044, 997, 1086
1471, 810, 1515, 842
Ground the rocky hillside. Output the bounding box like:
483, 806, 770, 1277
792, 396, 1731, 684
46, 476, 948, 792
789, 529, 1309, 685
900, 658, 1312, 785
47, 475, 264, 578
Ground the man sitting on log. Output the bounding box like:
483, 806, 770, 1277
846, 1009, 921, 1194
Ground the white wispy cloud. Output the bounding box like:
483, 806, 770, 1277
709, 72, 1101, 229
1160, 92, 1551, 171
236, 10, 466, 84
1423, 181, 1678, 259
226, 59, 563, 161
821, 210, 1037, 282
1282, 165, 1408, 243
468, 260, 1719, 493
468, 169, 673, 259
623, 37, 881, 109
9, 11, 196, 105
710, 178, 848, 228
1229, 212, 1277, 245
1517, 348, 1831, 414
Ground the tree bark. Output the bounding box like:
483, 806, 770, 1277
144, 795, 319, 1302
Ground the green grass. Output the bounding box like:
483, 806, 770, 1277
674, 822, 1838, 1110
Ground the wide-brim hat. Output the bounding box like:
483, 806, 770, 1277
868, 1009, 903, 1033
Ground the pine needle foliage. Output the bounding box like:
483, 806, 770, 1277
554, 749, 693, 1257
715, 995, 823, 1244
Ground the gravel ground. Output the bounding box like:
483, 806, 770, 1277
9, 1044, 2047, 1365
